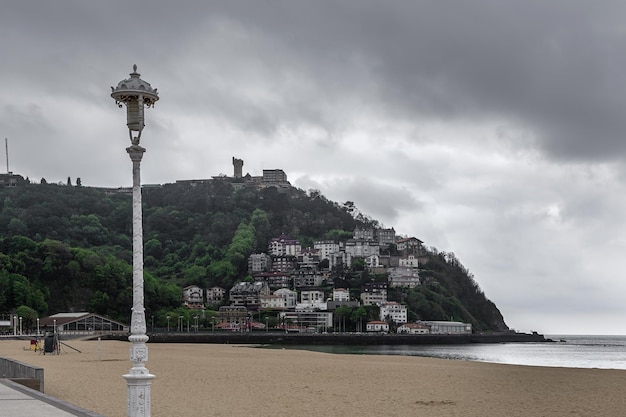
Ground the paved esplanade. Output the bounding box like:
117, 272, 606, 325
0, 379, 104, 417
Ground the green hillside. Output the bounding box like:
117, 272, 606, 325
0, 180, 508, 332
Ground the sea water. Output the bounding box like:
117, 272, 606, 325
271, 335, 626, 370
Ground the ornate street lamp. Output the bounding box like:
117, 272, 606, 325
111, 65, 159, 417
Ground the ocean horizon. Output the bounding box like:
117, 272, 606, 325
264, 334, 626, 370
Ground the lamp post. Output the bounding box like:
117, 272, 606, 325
111, 65, 159, 417
19, 317, 22, 335
13, 315, 16, 336
166, 316, 170, 332
37, 318, 40, 336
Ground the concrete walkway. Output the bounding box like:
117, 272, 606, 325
0, 379, 104, 417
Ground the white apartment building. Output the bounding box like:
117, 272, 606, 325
379, 302, 408, 324
388, 267, 420, 288
398, 254, 419, 268
333, 288, 350, 302
314, 240, 340, 260
259, 294, 286, 310
248, 253, 272, 272
268, 235, 301, 256
274, 288, 298, 309
345, 239, 380, 258
360, 282, 387, 306
300, 290, 325, 307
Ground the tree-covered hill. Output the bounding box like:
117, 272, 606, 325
0, 181, 508, 332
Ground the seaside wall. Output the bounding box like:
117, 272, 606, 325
99, 331, 548, 345
0, 356, 44, 392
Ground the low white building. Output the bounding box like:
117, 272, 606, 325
366, 321, 389, 333
421, 321, 472, 335
397, 323, 430, 334
279, 310, 333, 330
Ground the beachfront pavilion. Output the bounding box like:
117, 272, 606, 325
39, 312, 128, 335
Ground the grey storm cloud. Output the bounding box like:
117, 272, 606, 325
4, 0, 626, 333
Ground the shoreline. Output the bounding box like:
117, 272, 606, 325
2, 339, 624, 417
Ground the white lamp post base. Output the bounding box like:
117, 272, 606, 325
124, 372, 155, 417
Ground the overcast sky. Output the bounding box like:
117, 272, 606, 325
3, 1, 626, 334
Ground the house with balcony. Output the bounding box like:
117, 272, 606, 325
396, 237, 423, 252
253, 272, 291, 289
206, 286, 225, 306
216, 306, 249, 328
229, 281, 270, 309
293, 269, 325, 288
270, 255, 298, 272
298, 247, 321, 269
182, 285, 204, 309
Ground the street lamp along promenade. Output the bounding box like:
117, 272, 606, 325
111, 65, 159, 417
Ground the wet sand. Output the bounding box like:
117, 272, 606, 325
1, 339, 625, 416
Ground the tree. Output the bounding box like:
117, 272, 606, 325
76, 177, 82, 187
16, 305, 38, 333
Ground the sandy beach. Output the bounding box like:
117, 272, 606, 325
1, 338, 625, 417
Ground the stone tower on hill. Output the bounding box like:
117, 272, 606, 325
233, 157, 243, 178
